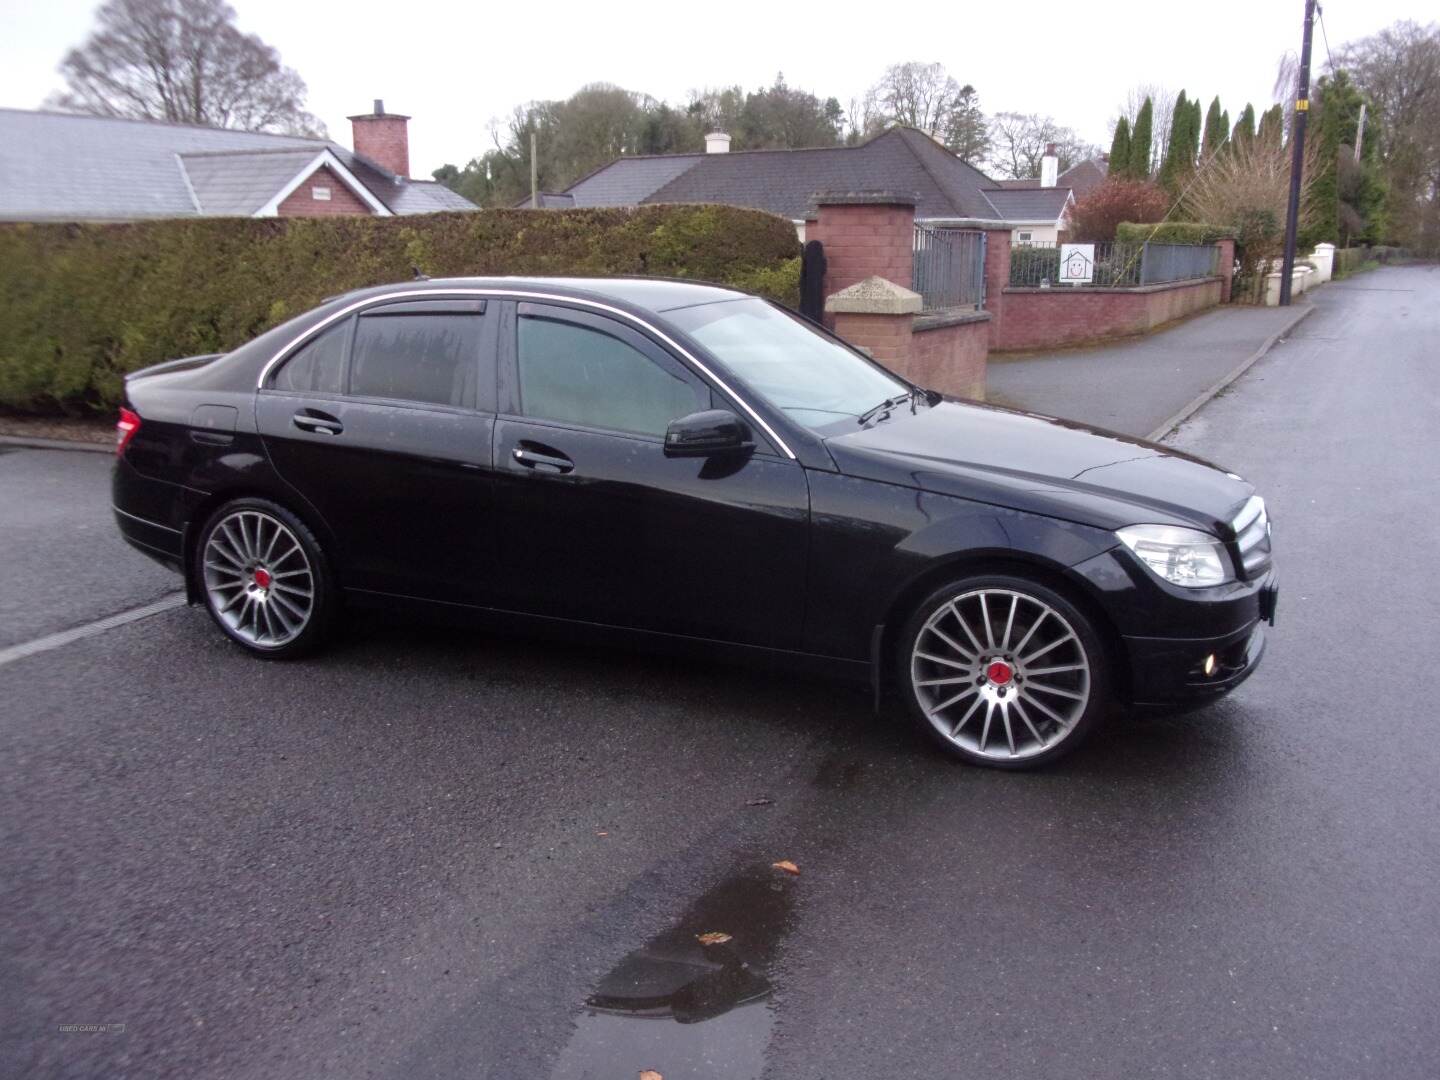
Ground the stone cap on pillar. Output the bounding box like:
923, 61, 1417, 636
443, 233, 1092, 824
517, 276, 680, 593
825, 275, 923, 315
804, 190, 919, 221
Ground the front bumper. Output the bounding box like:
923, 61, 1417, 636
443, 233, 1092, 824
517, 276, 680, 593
1124, 618, 1267, 706
1070, 545, 1276, 707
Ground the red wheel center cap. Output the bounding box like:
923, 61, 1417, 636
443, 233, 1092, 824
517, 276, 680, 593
253, 568, 272, 589
985, 660, 1013, 685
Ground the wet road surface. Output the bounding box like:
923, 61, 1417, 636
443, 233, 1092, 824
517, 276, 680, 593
2, 265, 1438, 1079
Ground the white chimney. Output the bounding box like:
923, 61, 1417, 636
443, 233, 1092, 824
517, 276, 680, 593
705, 131, 732, 154
1040, 143, 1058, 188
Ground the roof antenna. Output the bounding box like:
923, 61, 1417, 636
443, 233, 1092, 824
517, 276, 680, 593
411, 265, 429, 281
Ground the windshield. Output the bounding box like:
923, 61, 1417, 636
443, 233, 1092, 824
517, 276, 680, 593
668, 298, 909, 432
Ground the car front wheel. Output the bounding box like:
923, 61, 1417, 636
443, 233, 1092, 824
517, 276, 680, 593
897, 574, 1109, 769
195, 498, 334, 658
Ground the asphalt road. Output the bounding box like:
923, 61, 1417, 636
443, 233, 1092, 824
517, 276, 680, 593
3, 264, 1438, 1080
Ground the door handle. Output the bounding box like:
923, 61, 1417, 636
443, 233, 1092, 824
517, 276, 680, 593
293, 409, 343, 436
512, 446, 574, 474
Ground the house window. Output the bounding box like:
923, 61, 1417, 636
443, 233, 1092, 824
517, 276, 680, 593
1017, 231, 1033, 242
312, 185, 332, 201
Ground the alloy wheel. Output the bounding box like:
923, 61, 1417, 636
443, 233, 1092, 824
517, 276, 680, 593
910, 588, 1091, 762
201, 509, 315, 648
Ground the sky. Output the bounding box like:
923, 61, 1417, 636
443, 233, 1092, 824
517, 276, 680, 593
0, 0, 1429, 179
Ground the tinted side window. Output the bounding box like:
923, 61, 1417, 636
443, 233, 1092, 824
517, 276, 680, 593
274, 319, 348, 394
517, 317, 704, 437
350, 314, 482, 408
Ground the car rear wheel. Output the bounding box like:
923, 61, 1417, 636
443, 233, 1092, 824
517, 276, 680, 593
897, 574, 1109, 769
195, 498, 334, 658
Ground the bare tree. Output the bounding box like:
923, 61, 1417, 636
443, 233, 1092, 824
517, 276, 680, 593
1337, 20, 1440, 252
987, 113, 1097, 179
1119, 84, 1176, 174
49, 0, 323, 136
865, 61, 989, 160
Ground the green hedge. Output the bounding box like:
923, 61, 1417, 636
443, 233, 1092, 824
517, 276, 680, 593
0, 205, 802, 415
1115, 221, 1235, 244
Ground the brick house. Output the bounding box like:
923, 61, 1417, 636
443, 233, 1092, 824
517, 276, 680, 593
0, 100, 475, 222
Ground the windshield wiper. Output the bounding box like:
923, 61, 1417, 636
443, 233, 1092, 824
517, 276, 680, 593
857, 390, 917, 427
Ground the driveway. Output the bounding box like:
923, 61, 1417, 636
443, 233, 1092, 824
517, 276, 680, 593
2, 264, 1438, 1079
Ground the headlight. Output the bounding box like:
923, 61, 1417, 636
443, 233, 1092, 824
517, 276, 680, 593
1116, 524, 1233, 588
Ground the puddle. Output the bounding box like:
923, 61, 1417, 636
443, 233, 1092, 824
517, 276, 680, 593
549, 865, 795, 1080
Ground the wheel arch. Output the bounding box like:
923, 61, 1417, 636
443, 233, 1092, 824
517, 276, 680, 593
182, 485, 341, 601
877, 552, 1131, 702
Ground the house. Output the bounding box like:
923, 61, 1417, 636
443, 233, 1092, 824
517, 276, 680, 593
0, 100, 476, 222
989, 151, 1110, 242
524, 127, 1080, 243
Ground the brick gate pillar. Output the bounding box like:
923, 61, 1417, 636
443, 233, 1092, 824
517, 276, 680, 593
804, 192, 917, 309
825, 276, 923, 376
1216, 236, 1237, 302
981, 226, 1013, 349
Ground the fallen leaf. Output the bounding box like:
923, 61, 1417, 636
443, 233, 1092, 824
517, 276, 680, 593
639, 1071, 663, 1080
696, 931, 733, 946
772, 860, 800, 876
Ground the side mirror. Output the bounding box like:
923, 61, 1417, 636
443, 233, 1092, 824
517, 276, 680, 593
663, 409, 752, 458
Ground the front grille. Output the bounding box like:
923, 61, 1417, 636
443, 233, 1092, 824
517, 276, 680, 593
1232, 496, 1272, 579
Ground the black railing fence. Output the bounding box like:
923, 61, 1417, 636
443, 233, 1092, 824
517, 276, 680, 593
1009, 240, 1218, 288
913, 225, 986, 312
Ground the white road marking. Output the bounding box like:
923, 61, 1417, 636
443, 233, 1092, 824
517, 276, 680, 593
0, 593, 187, 668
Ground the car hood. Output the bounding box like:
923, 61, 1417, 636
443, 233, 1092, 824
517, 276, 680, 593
823, 399, 1254, 534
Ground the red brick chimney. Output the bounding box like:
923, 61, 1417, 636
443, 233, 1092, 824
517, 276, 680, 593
349, 99, 410, 179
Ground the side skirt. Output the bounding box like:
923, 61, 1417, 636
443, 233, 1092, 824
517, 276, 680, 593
342, 587, 871, 683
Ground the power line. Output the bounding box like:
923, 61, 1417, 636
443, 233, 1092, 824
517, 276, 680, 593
1316, 2, 1336, 71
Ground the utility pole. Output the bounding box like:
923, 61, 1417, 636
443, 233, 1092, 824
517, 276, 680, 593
1279, 0, 1316, 306
530, 131, 539, 209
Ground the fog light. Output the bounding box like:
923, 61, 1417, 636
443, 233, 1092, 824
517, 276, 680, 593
1203, 653, 1218, 677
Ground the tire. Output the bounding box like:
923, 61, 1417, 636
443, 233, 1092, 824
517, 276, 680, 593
896, 573, 1109, 769
193, 497, 335, 659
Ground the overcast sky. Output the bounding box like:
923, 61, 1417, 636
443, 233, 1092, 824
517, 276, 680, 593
0, 0, 1428, 178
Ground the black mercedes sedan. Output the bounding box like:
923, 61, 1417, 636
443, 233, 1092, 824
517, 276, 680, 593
112, 276, 1276, 768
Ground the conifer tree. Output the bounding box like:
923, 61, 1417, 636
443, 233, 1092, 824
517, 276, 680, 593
1109, 116, 1132, 176
1231, 103, 1256, 149
1129, 97, 1154, 179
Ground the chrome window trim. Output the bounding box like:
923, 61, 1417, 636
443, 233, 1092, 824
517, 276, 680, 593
256, 288, 797, 460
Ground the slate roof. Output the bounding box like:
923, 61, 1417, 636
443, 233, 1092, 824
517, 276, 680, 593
1058, 156, 1108, 198
552, 128, 1004, 221
179, 149, 325, 215
983, 186, 1072, 223
0, 108, 475, 221
566, 154, 703, 207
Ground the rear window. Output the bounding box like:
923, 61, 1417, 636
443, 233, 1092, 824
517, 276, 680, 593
349, 313, 482, 408
273, 319, 348, 394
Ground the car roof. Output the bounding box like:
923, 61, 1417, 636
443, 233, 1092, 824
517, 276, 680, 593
331, 276, 752, 316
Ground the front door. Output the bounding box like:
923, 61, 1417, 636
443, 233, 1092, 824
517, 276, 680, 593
490, 301, 809, 650
256, 298, 499, 604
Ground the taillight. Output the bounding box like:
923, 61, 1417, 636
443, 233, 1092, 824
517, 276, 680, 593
116, 407, 141, 457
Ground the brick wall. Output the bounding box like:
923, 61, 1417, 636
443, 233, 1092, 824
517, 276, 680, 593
277, 165, 373, 217
993, 278, 1222, 351
910, 315, 989, 399
275, 164, 374, 217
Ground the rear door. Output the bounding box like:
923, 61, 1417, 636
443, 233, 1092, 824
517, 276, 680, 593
489, 301, 810, 649
256, 298, 500, 604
